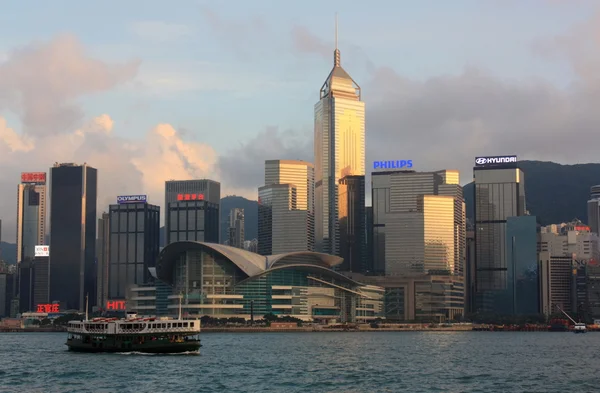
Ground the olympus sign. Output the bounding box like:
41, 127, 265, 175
475, 155, 517, 166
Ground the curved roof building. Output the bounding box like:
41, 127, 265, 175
153, 241, 383, 323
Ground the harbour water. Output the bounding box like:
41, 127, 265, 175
1, 331, 598, 392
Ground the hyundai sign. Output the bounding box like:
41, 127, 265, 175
117, 195, 147, 204
373, 160, 413, 170
474, 155, 517, 166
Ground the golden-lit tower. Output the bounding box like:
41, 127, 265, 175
314, 16, 365, 254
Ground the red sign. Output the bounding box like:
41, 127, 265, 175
177, 193, 204, 201
106, 300, 126, 310
36, 304, 59, 313
21, 172, 46, 183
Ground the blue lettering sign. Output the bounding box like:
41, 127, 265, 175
373, 160, 413, 170
117, 195, 148, 204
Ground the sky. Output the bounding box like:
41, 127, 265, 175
0, 0, 599, 242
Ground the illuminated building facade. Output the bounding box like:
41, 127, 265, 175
258, 160, 315, 255
49, 163, 97, 311
165, 179, 221, 245
314, 30, 365, 255
107, 201, 160, 300
372, 170, 465, 277
151, 241, 383, 322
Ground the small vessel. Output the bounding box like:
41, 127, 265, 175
556, 305, 587, 334
66, 295, 201, 353
573, 323, 587, 334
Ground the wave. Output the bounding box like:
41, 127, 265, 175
114, 351, 200, 356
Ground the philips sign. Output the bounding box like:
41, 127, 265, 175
373, 160, 413, 170
474, 156, 517, 166
117, 195, 147, 204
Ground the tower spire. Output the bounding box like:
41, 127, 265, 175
334, 13, 340, 67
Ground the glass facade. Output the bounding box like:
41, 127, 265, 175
49, 164, 97, 311
258, 185, 311, 255
167, 201, 219, 244
314, 48, 365, 256
164, 179, 221, 245
154, 243, 384, 322
338, 175, 366, 273
372, 171, 464, 278
108, 203, 160, 300
474, 166, 526, 313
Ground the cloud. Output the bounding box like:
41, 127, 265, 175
291, 26, 331, 58
216, 126, 312, 193
0, 34, 140, 137
129, 21, 194, 42
0, 115, 218, 242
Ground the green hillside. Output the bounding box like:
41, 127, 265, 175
464, 160, 600, 225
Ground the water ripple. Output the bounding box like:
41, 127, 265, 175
0, 331, 598, 392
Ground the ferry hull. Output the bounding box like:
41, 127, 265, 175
66, 340, 201, 354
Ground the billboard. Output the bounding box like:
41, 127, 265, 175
177, 193, 205, 201
34, 245, 50, 257
474, 155, 517, 166
117, 195, 147, 204
373, 160, 413, 170
106, 300, 126, 310
21, 172, 46, 183
36, 304, 59, 313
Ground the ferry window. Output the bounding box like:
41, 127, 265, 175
190, 322, 194, 327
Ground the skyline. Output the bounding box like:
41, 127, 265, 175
1, 0, 600, 242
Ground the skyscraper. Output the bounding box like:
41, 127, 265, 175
165, 180, 221, 245
338, 175, 366, 272
372, 170, 464, 277
473, 156, 528, 314
107, 197, 160, 301
96, 212, 110, 309
49, 163, 97, 311
587, 185, 600, 235
314, 21, 365, 255
228, 208, 245, 249
258, 160, 315, 255
16, 172, 47, 267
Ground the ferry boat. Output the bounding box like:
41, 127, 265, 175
66, 297, 201, 353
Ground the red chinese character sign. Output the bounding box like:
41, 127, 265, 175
21, 172, 46, 183
106, 300, 126, 310
177, 193, 205, 201
36, 304, 59, 313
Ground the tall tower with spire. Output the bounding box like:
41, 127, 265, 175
314, 17, 365, 256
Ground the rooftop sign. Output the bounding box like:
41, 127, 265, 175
474, 156, 517, 166
373, 160, 413, 170
117, 195, 147, 204
21, 172, 46, 183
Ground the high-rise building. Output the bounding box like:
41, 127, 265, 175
16, 172, 48, 305
18, 255, 50, 312
473, 156, 529, 314
165, 180, 221, 245
96, 212, 110, 309
372, 170, 465, 276
49, 163, 97, 311
228, 208, 245, 249
314, 23, 365, 255
587, 185, 600, 235
258, 160, 315, 255
539, 224, 600, 317
107, 198, 160, 301
338, 175, 366, 272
